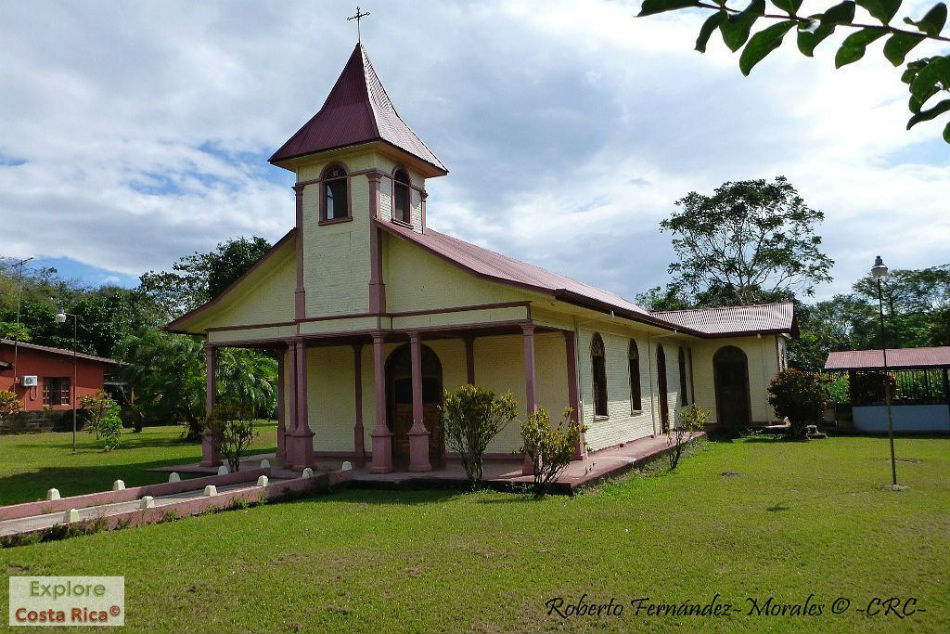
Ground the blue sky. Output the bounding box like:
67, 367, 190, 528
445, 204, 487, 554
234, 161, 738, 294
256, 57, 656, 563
0, 1, 947, 303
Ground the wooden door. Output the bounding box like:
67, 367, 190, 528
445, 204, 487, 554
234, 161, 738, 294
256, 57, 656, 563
714, 346, 751, 428
657, 345, 669, 432
387, 344, 444, 469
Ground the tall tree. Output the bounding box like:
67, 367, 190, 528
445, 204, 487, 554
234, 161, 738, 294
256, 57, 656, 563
660, 176, 834, 306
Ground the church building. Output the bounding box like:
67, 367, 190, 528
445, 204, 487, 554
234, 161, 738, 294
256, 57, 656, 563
166, 43, 796, 473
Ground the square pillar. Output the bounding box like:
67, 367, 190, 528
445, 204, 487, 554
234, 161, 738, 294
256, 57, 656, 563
408, 332, 432, 472
287, 338, 314, 470
564, 331, 584, 460
200, 344, 221, 467
369, 332, 393, 473
353, 344, 366, 466
275, 344, 287, 464
522, 324, 536, 475
293, 183, 306, 320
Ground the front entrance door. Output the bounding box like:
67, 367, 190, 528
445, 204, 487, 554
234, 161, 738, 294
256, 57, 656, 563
386, 344, 444, 469
714, 346, 751, 428
657, 344, 669, 432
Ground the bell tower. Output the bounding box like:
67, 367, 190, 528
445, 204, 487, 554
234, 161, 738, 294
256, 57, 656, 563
269, 43, 447, 319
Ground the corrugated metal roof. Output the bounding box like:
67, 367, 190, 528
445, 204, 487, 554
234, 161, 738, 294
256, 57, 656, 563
825, 347, 950, 370
0, 339, 122, 366
269, 43, 447, 173
651, 302, 796, 336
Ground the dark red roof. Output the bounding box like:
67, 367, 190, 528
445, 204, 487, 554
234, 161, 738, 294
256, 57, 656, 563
651, 303, 797, 337
0, 339, 121, 366
270, 43, 446, 173
825, 347, 950, 370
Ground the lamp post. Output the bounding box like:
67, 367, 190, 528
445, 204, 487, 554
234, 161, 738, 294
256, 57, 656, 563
54, 307, 78, 454
871, 256, 898, 487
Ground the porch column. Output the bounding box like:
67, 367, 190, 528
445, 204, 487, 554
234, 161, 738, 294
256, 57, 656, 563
353, 343, 366, 465
464, 335, 476, 385
564, 331, 584, 460
408, 331, 432, 472
293, 183, 306, 320
522, 323, 537, 475
275, 344, 287, 464
369, 332, 393, 473
200, 343, 221, 467
287, 338, 314, 470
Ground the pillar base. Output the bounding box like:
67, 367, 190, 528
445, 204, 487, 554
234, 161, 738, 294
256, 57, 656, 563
287, 428, 315, 471
199, 431, 222, 468
275, 422, 287, 464
369, 429, 393, 473
407, 427, 432, 472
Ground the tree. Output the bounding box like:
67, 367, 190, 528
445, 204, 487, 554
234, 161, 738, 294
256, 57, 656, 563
659, 176, 833, 305
204, 404, 258, 473
140, 236, 272, 319
80, 391, 123, 451
440, 385, 519, 486
519, 407, 585, 499
638, 0, 950, 143
668, 404, 709, 469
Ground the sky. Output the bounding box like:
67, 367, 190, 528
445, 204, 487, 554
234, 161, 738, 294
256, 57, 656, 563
1, 0, 947, 303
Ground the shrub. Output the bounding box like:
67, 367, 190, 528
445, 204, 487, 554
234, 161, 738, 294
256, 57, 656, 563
821, 373, 849, 404
440, 385, 518, 487
767, 369, 828, 440
519, 406, 585, 499
80, 391, 122, 451
204, 404, 257, 472
850, 371, 896, 405
0, 390, 22, 421
668, 404, 708, 470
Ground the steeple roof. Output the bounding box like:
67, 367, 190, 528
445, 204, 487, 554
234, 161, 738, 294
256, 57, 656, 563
269, 43, 447, 174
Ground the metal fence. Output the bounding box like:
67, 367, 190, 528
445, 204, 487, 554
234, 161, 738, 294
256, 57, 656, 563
849, 368, 950, 406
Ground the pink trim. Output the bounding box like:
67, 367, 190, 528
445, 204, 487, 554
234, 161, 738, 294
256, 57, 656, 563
564, 331, 584, 459
353, 344, 365, 464
318, 217, 353, 227
464, 335, 475, 384
369, 332, 393, 473
367, 171, 387, 314
294, 184, 306, 320
287, 340, 297, 462
287, 338, 314, 469
421, 190, 428, 232
407, 332, 432, 472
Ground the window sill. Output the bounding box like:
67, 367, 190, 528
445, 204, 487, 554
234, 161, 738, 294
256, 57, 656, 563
318, 216, 353, 226
592, 415, 609, 422
390, 218, 414, 229
631, 410, 644, 416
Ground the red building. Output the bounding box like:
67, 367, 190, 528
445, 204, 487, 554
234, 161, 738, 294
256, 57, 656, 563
0, 339, 120, 412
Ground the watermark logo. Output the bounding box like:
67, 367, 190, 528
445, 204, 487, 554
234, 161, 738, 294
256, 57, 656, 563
8, 576, 124, 627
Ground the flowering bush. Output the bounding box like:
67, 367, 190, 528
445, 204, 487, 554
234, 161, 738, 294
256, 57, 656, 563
767, 369, 828, 440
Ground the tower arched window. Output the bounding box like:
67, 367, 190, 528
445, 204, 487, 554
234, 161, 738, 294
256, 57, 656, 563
591, 334, 608, 417
393, 168, 411, 224
322, 165, 349, 222
678, 346, 689, 406
629, 340, 642, 412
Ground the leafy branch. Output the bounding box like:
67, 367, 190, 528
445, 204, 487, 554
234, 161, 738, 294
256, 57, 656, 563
638, 0, 950, 142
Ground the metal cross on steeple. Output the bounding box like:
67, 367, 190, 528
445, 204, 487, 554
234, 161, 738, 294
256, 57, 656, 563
348, 6, 371, 43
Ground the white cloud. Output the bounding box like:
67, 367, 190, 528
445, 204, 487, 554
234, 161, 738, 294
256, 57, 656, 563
0, 0, 946, 301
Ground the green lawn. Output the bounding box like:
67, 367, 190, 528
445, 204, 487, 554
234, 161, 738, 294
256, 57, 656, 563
0, 422, 277, 506
1, 432, 947, 634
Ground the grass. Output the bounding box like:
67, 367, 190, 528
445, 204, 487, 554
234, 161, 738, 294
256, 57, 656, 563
0, 421, 277, 506
0, 431, 947, 633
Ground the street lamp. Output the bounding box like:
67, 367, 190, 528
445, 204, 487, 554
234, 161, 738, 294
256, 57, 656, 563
871, 256, 898, 488
54, 306, 78, 454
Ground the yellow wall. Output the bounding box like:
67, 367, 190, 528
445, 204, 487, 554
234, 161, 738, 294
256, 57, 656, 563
691, 335, 781, 424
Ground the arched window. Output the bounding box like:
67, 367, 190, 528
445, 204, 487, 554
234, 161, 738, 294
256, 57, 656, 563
393, 168, 411, 224
628, 340, 642, 412
591, 334, 608, 417
322, 165, 349, 221
678, 346, 689, 406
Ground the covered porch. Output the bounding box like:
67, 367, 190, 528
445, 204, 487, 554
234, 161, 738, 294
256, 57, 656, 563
201, 315, 585, 475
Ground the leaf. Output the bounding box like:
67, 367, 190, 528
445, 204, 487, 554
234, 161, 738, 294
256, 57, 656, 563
834, 28, 886, 67
943, 120, 950, 143
909, 56, 950, 110
696, 11, 727, 52
906, 98, 950, 128
903, 3, 948, 36
771, 0, 803, 14
883, 32, 926, 66
638, 0, 703, 16
740, 21, 797, 74
798, 20, 836, 56
721, 0, 766, 52
855, 0, 901, 24
820, 1, 857, 24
